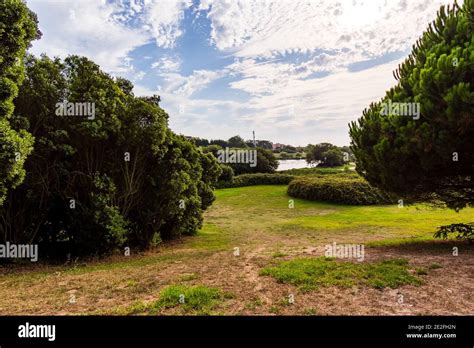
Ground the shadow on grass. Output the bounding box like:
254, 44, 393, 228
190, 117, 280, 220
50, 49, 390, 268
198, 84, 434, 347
368, 238, 472, 253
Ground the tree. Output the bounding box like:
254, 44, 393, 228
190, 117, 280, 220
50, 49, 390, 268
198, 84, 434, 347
193, 137, 210, 147
218, 164, 234, 182
210, 139, 228, 147
1, 54, 221, 257
0, 0, 40, 205
321, 148, 345, 167
228, 147, 278, 175
227, 135, 247, 148
306, 143, 344, 167
349, 0, 473, 211
203, 144, 222, 157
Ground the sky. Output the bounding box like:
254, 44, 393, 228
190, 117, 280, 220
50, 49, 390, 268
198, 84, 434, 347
27, 0, 455, 146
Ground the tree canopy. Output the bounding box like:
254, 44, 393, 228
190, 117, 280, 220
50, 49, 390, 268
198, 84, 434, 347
1, 53, 221, 257
306, 143, 346, 167
349, 0, 473, 210
0, 0, 40, 205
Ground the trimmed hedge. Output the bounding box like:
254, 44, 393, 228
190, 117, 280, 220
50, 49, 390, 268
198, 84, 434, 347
287, 176, 395, 205
280, 167, 352, 176
217, 173, 294, 188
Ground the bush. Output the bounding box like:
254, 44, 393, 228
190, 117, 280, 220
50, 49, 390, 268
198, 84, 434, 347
217, 173, 294, 188
287, 175, 394, 205
218, 164, 234, 182
281, 167, 356, 176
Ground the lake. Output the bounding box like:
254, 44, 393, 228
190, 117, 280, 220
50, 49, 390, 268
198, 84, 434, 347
277, 159, 311, 171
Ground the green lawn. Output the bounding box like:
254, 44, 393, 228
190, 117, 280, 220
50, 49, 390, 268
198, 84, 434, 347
208, 185, 473, 247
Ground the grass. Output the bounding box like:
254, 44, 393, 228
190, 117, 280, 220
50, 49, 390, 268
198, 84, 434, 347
112, 285, 228, 315
179, 273, 197, 282
213, 185, 473, 246
260, 257, 423, 290
429, 263, 443, 269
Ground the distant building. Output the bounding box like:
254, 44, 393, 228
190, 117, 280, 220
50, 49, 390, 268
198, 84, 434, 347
272, 143, 285, 150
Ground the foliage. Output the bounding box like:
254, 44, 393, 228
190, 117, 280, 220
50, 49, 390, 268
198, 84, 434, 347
349, 0, 474, 211
255, 140, 273, 149
218, 164, 234, 182
287, 175, 395, 205
227, 135, 247, 148
0, 0, 40, 205
209, 139, 228, 148
0, 54, 220, 257
217, 173, 294, 188
434, 222, 474, 242
280, 167, 352, 176
202, 144, 222, 157
189, 137, 209, 147
211, 147, 278, 175
306, 143, 346, 167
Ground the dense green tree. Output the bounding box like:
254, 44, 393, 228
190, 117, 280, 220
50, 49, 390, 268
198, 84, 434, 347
227, 135, 247, 148
349, 0, 473, 210
209, 139, 228, 147
192, 137, 210, 147
218, 164, 234, 182
321, 148, 345, 167
228, 147, 278, 175
1, 54, 220, 257
203, 144, 222, 157
0, 0, 40, 205
306, 143, 344, 167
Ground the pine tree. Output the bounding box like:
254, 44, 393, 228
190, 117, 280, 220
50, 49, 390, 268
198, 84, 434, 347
349, 0, 474, 211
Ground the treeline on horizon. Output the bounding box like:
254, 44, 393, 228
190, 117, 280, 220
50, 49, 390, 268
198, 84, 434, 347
188, 135, 355, 167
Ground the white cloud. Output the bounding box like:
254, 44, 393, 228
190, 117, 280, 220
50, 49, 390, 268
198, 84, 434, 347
227, 58, 405, 141
200, 0, 451, 66
27, 0, 193, 72
27, 0, 149, 73
151, 56, 181, 72
142, 0, 193, 48
173, 69, 223, 97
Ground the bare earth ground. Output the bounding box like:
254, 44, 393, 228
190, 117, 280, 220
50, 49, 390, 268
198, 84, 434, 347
0, 185, 472, 315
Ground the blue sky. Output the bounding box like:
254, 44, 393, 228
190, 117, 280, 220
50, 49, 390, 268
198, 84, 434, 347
27, 0, 453, 146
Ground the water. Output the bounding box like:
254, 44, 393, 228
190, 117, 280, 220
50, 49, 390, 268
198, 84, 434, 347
276, 159, 310, 171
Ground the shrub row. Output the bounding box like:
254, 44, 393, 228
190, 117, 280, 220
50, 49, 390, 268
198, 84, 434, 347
280, 167, 359, 177
287, 175, 395, 205
217, 173, 294, 188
